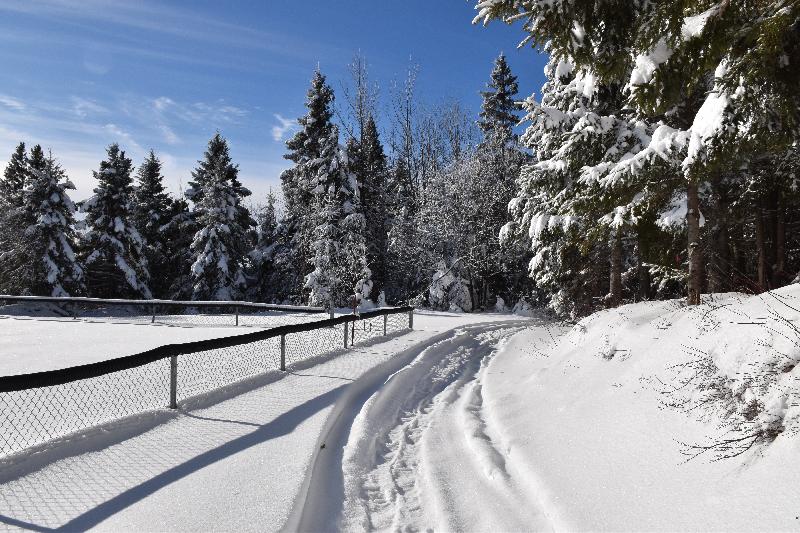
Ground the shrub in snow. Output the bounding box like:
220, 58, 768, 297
429, 261, 473, 312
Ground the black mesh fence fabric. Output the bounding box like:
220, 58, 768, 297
0, 308, 413, 458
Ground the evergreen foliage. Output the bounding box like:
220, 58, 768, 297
21, 149, 84, 296
476, 0, 800, 312
189, 134, 254, 301
133, 150, 173, 298
0, 142, 28, 209
81, 144, 151, 298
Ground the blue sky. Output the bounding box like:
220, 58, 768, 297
0, 0, 547, 204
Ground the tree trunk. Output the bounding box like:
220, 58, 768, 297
687, 181, 702, 305
608, 229, 622, 308
767, 189, 778, 286
708, 175, 730, 293
636, 234, 651, 301
775, 190, 786, 286
755, 204, 768, 291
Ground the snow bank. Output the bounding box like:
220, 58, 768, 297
483, 288, 800, 531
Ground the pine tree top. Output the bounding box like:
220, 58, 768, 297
187, 132, 251, 204
0, 142, 28, 208
284, 69, 336, 164
478, 53, 521, 142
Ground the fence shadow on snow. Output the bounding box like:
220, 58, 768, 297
0, 306, 414, 460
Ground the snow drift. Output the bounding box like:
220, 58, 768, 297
483, 286, 800, 531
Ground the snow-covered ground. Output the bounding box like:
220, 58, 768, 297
0, 311, 524, 532
3, 290, 799, 531
0, 311, 321, 375
301, 289, 800, 531
473, 287, 800, 531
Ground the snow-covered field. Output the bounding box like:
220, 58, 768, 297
0, 310, 322, 375
2, 291, 799, 531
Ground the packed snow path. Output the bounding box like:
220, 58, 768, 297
0, 312, 528, 532
293, 319, 556, 532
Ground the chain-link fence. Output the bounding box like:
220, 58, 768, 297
0, 295, 325, 328
0, 307, 413, 458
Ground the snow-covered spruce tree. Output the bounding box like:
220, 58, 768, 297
81, 144, 151, 299
347, 116, 388, 303
280, 69, 337, 301
0, 142, 28, 209
495, 53, 670, 317
476, 0, 800, 305
304, 123, 370, 308
0, 142, 29, 293
478, 53, 521, 145
161, 196, 195, 299
476, 53, 532, 308
385, 157, 420, 303
132, 150, 173, 298
339, 138, 371, 306
21, 149, 84, 296
248, 190, 281, 302
189, 134, 254, 301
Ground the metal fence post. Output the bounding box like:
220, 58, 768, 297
169, 355, 178, 409
383, 313, 387, 336
280, 334, 286, 371
343, 321, 348, 348
235, 305, 239, 326
72, 302, 77, 320
408, 309, 414, 330
151, 304, 156, 324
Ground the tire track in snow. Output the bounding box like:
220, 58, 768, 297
329, 322, 552, 532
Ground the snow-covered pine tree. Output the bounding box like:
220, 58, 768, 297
280, 69, 339, 302
0, 142, 29, 293
339, 138, 371, 306
0, 142, 28, 209
81, 144, 151, 299
304, 123, 366, 308
161, 196, 194, 299
385, 157, 420, 303
476, 0, 800, 305
189, 134, 253, 301
248, 190, 280, 302
133, 150, 173, 298
347, 116, 388, 303
475, 53, 532, 308
478, 53, 521, 145
21, 149, 84, 296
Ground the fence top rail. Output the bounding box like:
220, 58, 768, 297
0, 295, 326, 314
0, 306, 413, 393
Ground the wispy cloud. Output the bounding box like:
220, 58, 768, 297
104, 123, 142, 151
71, 96, 108, 118
0, 94, 25, 112
271, 114, 297, 142
0, 0, 323, 58
158, 124, 180, 145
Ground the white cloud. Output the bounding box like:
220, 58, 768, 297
153, 96, 174, 111
0, 94, 25, 112
104, 123, 142, 152
71, 96, 108, 118
271, 114, 297, 142
158, 124, 180, 145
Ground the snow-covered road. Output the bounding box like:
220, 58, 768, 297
293, 319, 556, 532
